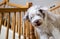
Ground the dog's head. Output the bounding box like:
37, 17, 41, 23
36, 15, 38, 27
23, 5, 48, 27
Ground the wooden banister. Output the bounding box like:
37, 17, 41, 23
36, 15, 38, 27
0, 2, 38, 39
49, 4, 60, 14
49, 4, 60, 11
8, 2, 32, 8
0, 8, 28, 12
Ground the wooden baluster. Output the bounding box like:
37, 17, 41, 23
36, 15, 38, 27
5, 12, 10, 39
21, 12, 23, 36
23, 12, 25, 39
4, 19, 7, 26
24, 21, 26, 39
11, 13, 14, 31
0, 13, 1, 32
15, 13, 18, 32
0, 13, 3, 32
24, 12, 26, 39
29, 24, 36, 39
25, 20, 30, 39
19, 11, 25, 39
27, 22, 30, 39
34, 27, 39, 39
22, 12, 25, 39
16, 21, 18, 32
18, 12, 21, 39
24, 19, 26, 39
20, 12, 24, 39
12, 12, 16, 39
30, 24, 32, 39
4, 13, 8, 26
36, 31, 39, 39
24, 11, 30, 39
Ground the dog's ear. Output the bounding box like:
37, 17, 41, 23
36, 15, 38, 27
39, 9, 43, 13
39, 7, 48, 13
23, 12, 29, 21
39, 7, 48, 18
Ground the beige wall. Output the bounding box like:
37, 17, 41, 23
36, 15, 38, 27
0, 0, 60, 7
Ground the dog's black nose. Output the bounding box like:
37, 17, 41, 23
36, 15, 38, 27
34, 20, 42, 26
34, 20, 39, 23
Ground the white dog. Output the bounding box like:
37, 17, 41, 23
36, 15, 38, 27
23, 5, 60, 39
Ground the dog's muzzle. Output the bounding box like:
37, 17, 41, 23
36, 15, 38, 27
34, 20, 42, 26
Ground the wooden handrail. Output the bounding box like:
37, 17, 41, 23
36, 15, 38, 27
0, 8, 28, 12
8, 2, 32, 8
49, 4, 60, 11
0, 1, 38, 39
0, 2, 32, 12
0, 0, 32, 8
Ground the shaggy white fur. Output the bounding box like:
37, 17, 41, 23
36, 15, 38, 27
23, 5, 60, 39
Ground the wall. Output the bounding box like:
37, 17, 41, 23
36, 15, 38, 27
0, 0, 60, 7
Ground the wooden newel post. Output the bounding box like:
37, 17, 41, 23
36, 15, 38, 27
28, 2, 33, 8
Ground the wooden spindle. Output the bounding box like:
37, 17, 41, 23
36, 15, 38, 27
18, 12, 21, 39
24, 19, 26, 39
23, 12, 26, 39
15, 13, 18, 32
4, 19, 7, 26
34, 28, 39, 39
12, 12, 16, 39
15, 21, 18, 32
22, 12, 24, 37
20, 13, 23, 35
3, 13, 8, 26
36, 31, 39, 39
24, 11, 30, 39
20, 12, 24, 39
27, 21, 30, 39
25, 20, 30, 39
0, 13, 3, 32
21, 12, 25, 39
29, 24, 36, 39
11, 13, 14, 30
5, 12, 10, 39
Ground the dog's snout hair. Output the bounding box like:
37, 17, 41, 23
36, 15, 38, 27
34, 20, 40, 23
